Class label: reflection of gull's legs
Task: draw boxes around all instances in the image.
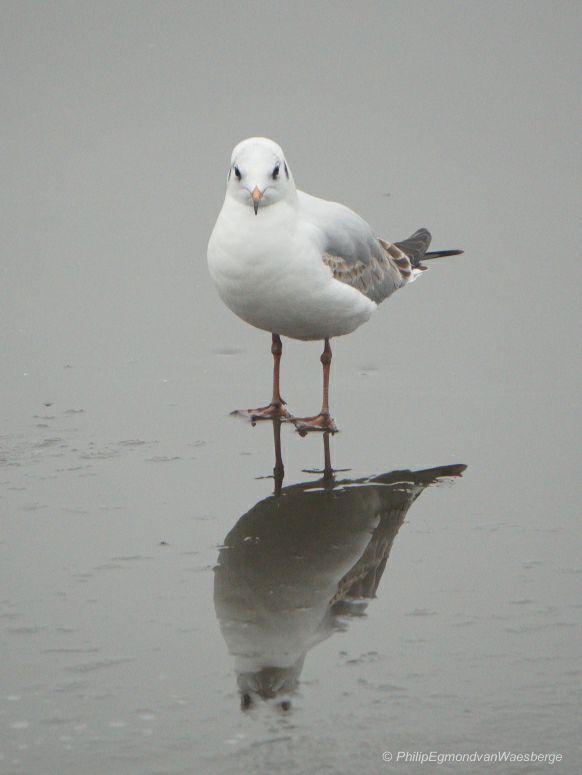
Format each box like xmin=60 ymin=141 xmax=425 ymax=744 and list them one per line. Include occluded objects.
xmin=302 ymin=430 xmax=348 ymax=481
xmin=293 ymin=338 xmax=338 ymax=434
xmin=231 ymin=334 xmax=292 ymax=422
xmin=272 ymin=418 xmax=285 ymax=495
xmin=322 ymin=432 xmax=334 ymax=481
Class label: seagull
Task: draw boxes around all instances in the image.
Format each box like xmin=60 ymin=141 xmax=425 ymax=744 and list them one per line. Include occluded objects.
xmin=207 ymin=137 xmax=462 ymax=432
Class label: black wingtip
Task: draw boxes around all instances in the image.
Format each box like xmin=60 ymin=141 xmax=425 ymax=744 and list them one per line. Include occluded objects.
xmin=423 ymin=249 xmax=464 ymax=260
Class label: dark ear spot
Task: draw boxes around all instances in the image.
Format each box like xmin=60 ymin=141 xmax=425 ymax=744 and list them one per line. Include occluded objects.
xmin=284 ymin=162 xmax=289 ymax=179
xmin=241 ymin=693 xmax=252 ymax=710
xmin=280 ymin=700 xmax=291 ymax=712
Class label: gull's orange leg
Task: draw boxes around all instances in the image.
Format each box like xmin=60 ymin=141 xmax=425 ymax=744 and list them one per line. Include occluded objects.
xmin=293 ymin=338 xmax=338 ymax=434
xmin=231 ymin=334 xmax=292 ymax=423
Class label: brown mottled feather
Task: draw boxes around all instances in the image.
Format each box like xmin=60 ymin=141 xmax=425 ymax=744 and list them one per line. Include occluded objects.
xmin=322 ymin=238 xmax=413 ymax=302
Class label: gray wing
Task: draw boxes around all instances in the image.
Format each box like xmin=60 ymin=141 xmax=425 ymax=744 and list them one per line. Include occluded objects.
xmin=394 ymin=228 xmax=432 ymax=267
xmin=298 ymin=191 xmax=415 ymax=304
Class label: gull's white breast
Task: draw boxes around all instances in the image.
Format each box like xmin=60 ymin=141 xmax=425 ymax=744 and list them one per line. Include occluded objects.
xmin=207 ymin=198 xmax=376 ymax=341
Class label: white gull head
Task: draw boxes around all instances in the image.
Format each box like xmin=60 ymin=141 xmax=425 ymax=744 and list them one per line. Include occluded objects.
xmin=227 ymin=137 xmax=296 ymax=214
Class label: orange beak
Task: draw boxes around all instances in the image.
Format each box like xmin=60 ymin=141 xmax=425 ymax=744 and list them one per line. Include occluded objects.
xmin=251 ymin=186 xmax=263 ymax=215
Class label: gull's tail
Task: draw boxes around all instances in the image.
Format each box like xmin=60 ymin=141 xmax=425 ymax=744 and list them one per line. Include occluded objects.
xmin=395 ymin=228 xmax=464 ymax=270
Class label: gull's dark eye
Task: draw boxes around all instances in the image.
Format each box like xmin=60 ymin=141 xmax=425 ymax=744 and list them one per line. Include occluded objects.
xmin=234 ymin=166 xmax=241 ymax=180
xmin=272 ymin=165 xmax=280 ymax=179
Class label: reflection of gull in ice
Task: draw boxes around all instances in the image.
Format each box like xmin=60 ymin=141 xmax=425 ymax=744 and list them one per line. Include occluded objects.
xmin=214 ymin=422 xmax=466 ymax=710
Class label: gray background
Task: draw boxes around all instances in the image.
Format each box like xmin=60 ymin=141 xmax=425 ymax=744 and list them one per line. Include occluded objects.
xmin=2 ymin=2 xmax=581 ymax=774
